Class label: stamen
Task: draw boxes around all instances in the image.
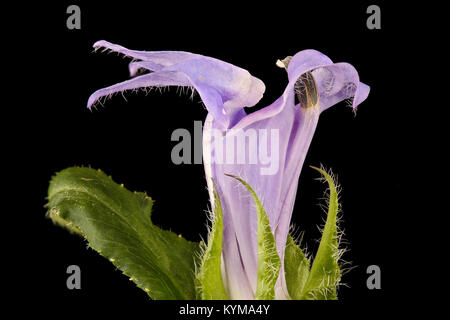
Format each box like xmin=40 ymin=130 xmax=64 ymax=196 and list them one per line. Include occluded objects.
xmin=276 ymin=56 xmax=292 ymax=69
xmin=276 ymin=55 xmax=319 ymax=108
xmin=295 ymin=72 xmax=318 ymax=108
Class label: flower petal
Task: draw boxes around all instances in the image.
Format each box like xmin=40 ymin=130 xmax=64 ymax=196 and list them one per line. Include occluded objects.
xmin=206 ymin=99 xmax=320 ymax=299
xmin=91 ymin=41 xmax=265 ymax=129
xmin=232 ymin=50 xmax=369 ymax=131
xmin=128 ymin=61 xmax=164 ymax=77
xmin=205 ymin=49 xmax=369 ymax=299
xmin=231 ymin=50 xmax=330 ymax=131
xmin=162 ymin=57 xmax=265 ymax=127
xmin=221 ymin=220 xmax=255 ymax=299
xmin=310 ymin=62 xmax=370 ymax=112
xmin=93 ymin=40 xmax=197 ymax=69
xmin=87 ymin=71 xmax=191 ymax=109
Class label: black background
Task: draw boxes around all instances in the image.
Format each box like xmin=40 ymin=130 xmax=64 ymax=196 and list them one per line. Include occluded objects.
xmin=7 ymin=0 xmax=419 ymax=317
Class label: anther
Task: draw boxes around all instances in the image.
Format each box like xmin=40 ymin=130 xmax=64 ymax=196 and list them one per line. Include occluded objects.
xmin=295 ymin=72 xmax=318 ymax=108
xmin=276 ymin=55 xmax=319 ymax=108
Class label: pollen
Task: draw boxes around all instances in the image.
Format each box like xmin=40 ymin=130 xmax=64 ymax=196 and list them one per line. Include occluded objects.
xmin=276 ymin=56 xmax=292 ymax=69
xmin=295 ymin=72 xmax=319 ymax=109
xmin=276 ymin=56 xmax=319 ymax=109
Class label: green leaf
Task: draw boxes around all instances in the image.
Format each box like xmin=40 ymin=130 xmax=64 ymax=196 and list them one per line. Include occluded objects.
xmin=226 ymin=174 xmax=281 ymax=300
xmin=299 ymin=166 xmax=341 ymax=300
xmin=284 ymin=234 xmax=310 ymax=300
xmin=195 ymin=181 xmax=228 ymax=299
xmin=47 ymin=167 xmax=200 ymax=300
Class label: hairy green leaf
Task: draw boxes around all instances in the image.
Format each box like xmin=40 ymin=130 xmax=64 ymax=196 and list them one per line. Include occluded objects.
xmin=300 ymin=166 xmax=341 ymax=300
xmin=47 ymin=167 xmax=200 ymax=300
xmin=195 ymin=182 xmax=228 ymax=299
xmin=284 ymin=234 xmax=310 ymax=300
xmin=226 ymin=174 xmax=281 ymax=300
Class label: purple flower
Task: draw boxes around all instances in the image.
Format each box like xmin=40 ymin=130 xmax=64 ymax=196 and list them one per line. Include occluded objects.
xmin=87 ymin=41 xmax=369 ymax=299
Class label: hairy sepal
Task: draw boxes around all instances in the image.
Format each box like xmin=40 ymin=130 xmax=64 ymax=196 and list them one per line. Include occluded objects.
xmin=284 ymin=234 xmax=310 ymax=299
xmin=299 ymin=166 xmax=342 ymax=300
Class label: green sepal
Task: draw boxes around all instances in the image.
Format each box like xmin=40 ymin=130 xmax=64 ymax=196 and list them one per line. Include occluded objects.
xmin=284 ymin=234 xmax=310 ymax=300
xmin=46 ymin=167 xmax=200 ymax=300
xmin=226 ymin=174 xmax=281 ymax=300
xmin=299 ymin=166 xmax=341 ymax=300
xmin=195 ymin=181 xmax=228 ymax=299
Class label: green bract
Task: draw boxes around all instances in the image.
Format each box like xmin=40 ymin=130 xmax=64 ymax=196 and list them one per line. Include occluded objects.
xmin=195 ymin=182 xmax=228 ymax=299
xmin=47 ymin=166 xmax=343 ymax=300
xmin=47 ymin=167 xmax=200 ymax=300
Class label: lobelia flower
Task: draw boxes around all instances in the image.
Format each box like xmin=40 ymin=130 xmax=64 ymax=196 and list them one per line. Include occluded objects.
xmin=87 ymin=40 xmax=370 ymax=299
